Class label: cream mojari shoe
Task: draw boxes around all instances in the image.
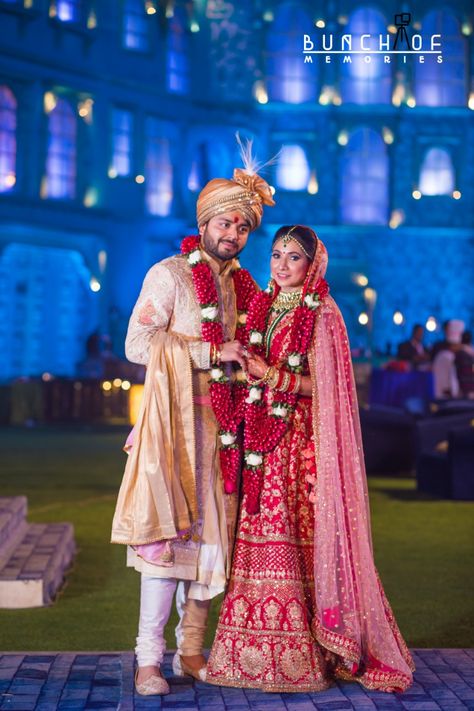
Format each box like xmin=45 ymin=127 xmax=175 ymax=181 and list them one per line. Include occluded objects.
xmin=172 ymin=653 xmax=207 ymax=681
xmin=134 ymin=669 xmax=170 ymax=696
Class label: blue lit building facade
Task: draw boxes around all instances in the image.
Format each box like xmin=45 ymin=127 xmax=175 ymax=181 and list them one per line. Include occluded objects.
xmin=0 ymin=0 xmax=473 ymax=379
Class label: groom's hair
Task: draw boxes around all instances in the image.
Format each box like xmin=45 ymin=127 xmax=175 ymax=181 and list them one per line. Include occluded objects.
xmin=272 ymin=225 xmax=318 ymax=261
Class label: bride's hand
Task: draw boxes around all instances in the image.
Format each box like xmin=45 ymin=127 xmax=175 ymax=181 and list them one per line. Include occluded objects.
xmin=247 ymin=353 xmax=269 ymax=379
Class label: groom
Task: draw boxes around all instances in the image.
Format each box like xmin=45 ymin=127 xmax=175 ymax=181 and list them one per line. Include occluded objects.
xmin=111 ymin=158 xmax=274 ymax=695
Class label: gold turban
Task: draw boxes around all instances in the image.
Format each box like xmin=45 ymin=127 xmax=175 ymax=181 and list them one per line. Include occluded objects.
xmin=196 ymin=168 xmax=275 ymax=231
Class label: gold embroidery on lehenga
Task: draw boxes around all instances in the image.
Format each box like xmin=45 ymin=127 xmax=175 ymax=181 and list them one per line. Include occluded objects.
xmin=238 ymin=646 xmax=269 ymax=678
xmin=280 ymin=647 xmax=311 ymax=682
xmin=263 ymin=598 xmax=282 ymax=630
xmin=231 ymin=597 xmax=249 ymax=627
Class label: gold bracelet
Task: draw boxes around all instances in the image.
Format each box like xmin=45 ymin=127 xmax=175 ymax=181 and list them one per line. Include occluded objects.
xmin=267 ymin=367 xmax=280 ymax=389
xmin=264 ymin=366 xmax=277 ymax=384
xmin=247 ymin=366 xmax=272 ymax=386
xmin=211 ymin=343 xmax=222 ymax=365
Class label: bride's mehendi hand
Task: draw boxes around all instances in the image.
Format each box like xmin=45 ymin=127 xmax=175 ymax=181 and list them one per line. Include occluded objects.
xmin=246 ymin=353 xmax=268 ymax=379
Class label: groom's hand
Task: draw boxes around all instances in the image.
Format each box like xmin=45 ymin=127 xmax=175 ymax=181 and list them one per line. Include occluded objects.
xmin=220 ymin=340 xmax=246 ymax=369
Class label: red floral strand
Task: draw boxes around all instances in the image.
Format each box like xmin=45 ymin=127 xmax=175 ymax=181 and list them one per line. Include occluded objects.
xmin=181 ymin=236 xmax=257 ymax=494
xmin=243 ymin=277 xmax=329 ymax=514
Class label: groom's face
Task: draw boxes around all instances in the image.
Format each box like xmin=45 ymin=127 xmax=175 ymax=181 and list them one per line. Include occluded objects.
xmin=199 ymin=211 xmax=251 ymax=262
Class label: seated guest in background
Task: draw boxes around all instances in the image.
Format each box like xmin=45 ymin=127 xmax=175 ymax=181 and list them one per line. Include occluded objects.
xmin=397 ymin=324 xmax=430 ymax=368
xmin=431 ymin=319 xmax=451 ymax=361
xmin=432 ymin=320 xmax=464 ymax=398
xmin=455 ymin=330 xmax=474 ymax=398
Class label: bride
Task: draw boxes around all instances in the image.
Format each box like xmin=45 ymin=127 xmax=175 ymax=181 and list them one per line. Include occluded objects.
xmin=206 ymin=225 xmax=414 ymax=693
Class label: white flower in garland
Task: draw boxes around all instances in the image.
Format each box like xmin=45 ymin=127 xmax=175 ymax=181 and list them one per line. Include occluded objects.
xmin=201 ymin=305 xmax=219 ymax=321
xmin=272 ymin=403 xmax=289 ymax=418
xmin=249 ymin=330 xmax=263 ymax=345
xmin=304 ymin=293 xmax=321 ymax=309
xmin=187 ymin=249 xmax=202 ymax=266
xmin=210 ymin=367 xmax=225 ymax=381
xmin=237 ymin=312 xmax=247 ymax=325
xmin=245 ymin=451 xmax=263 ymax=467
xmin=245 ymin=386 xmax=262 ymax=403
xmin=288 ymin=353 xmax=301 ymax=368
xmin=220 ymin=431 xmax=237 ymax=446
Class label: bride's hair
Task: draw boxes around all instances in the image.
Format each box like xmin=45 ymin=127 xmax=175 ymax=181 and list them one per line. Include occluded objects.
xmin=272 ymin=225 xmax=318 ymax=261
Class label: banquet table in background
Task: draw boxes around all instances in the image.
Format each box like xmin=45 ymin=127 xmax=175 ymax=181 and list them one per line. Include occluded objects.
xmin=369 ymin=368 xmax=435 ymax=410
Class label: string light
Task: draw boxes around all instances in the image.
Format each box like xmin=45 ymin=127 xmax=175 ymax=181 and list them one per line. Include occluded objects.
xmin=83 ymin=187 xmax=98 ymax=207
xmin=253 ymin=81 xmax=268 ymax=104
xmin=135 ymin=175 xmax=145 ymax=184
xmin=98 ymin=250 xmax=107 ymax=272
xmin=315 ymin=19 xmax=325 ymax=28
xmin=3 ymin=173 xmax=16 ymax=188
xmin=337 ymin=130 xmax=349 ymax=146
xmin=412 ymin=189 xmax=421 ymax=200
xmin=392 ymin=83 xmax=405 ymax=107
xmin=307 ymin=171 xmax=318 ymax=195
xmin=78 ymin=98 xmax=93 ymax=123
xmin=393 ymin=311 xmax=404 ymax=326
xmin=382 ymin=127 xmax=394 ymax=144
xmin=389 ymin=209 xmax=405 ymax=229
xmin=87 ymin=10 xmax=97 ymax=29
xmin=358 ymin=312 xmax=369 ymax=326
xmin=352 ymin=274 xmax=368 ymax=287
xmin=102 ymin=381 xmax=112 ymax=391
xmin=453 ymin=190 xmax=461 ymax=200
xmin=43 ymin=91 xmax=57 ymax=113
xmin=426 ymin=316 xmax=437 ymax=332
xmin=90 ymin=277 xmax=101 ymax=292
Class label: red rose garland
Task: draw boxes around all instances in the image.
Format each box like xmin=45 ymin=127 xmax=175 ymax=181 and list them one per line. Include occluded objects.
xmin=181 ymin=236 xmax=257 ymax=495
xmin=243 ymin=276 xmax=329 ymax=514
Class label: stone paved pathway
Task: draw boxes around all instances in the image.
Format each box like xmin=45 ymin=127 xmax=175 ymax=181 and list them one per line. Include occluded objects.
xmin=0 ymin=650 xmax=473 ymax=710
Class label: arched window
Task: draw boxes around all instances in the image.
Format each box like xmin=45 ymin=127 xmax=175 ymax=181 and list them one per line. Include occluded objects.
xmin=340 ymin=128 xmax=388 ymax=224
xmin=167 ymin=6 xmax=190 ymax=95
xmin=419 ymin=147 xmax=455 ymax=195
xmin=340 ymin=7 xmax=391 ymax=104
xmin=0 ymin=86 xmax=17 ymax=193
xmin=45 ymin=98 xmax=76 ymax=199
xmin=145 ymin=119 xmax=173 ymax=216
xmin=276 ymin=144 xmax=310 ymax=190
xmin=123 ymin=0 xmax=149 ymax=51
xmin=415 ymin=11 xmax=466 ymax=106
xmin=266 ymin=2 xmax=316 ymax=103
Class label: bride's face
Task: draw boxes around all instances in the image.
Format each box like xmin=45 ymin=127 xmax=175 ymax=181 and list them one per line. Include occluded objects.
xmin=270 ymin=238 xmax=310 ymax=291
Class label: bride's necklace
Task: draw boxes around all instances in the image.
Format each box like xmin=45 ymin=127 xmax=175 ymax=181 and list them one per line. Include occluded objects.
xmin=271 ymin=288 xmax=303 ymax=313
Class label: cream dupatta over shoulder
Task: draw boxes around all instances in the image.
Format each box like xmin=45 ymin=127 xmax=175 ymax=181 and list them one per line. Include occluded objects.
xmin=111 ymin=329 xmax=197 ymax=544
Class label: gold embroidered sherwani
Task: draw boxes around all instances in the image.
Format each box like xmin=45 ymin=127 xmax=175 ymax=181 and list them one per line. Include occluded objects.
xmin=111 ymin=252 xmax=239 ymax=601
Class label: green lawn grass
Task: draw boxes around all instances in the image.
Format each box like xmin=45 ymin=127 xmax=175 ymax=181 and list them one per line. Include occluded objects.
xmin=0 ymin=426 xmax=473 ymax=651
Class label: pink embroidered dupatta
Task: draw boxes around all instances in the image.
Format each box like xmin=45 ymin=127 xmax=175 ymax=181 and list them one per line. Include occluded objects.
xmin=307 ymin=242 xmax=415 ymax=692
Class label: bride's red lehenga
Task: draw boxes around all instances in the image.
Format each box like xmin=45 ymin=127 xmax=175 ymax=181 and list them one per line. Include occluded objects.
xmin=207 ymin=241 xmax=415 ymax=694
